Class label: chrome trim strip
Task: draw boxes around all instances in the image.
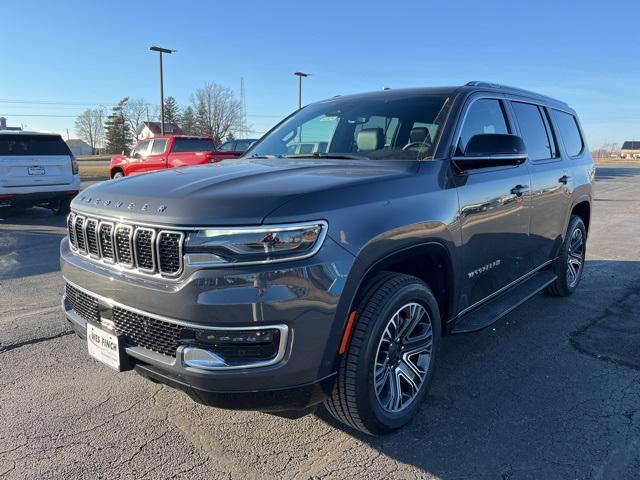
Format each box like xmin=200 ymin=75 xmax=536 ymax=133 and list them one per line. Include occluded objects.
xmin=156 ymin=230 xmax=185 ymax=277
xmin=456 ymin=260 xmax=554 ymax=318
xmin=114 ymin=224 xmax=134 ymax=268
xmin=133 ymin=227 xmax=157 ymax=273
xmin=63 ymin=278 xmax=289 ymax=371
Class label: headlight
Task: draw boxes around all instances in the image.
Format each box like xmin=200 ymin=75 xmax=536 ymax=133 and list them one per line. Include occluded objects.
xmin=184 ymin=221 xmax=327 ymax=266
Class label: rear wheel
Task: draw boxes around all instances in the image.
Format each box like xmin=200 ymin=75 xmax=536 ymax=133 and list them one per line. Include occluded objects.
xmin=325 ymin=272 xmax=441 ymax=435
xmin=545 ymin=215 xmax=587 ymax=296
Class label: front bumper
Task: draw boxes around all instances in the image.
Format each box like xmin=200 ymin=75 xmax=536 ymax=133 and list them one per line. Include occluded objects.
xmin=61 ymin=235 xmax=354 ymax=411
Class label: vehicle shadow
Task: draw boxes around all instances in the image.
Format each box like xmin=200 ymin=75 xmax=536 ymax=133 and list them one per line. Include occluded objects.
xmin=315 ymin=258 xmax=640 ymax=478
xmin=0 ymin=207 xmax=66 ymax=280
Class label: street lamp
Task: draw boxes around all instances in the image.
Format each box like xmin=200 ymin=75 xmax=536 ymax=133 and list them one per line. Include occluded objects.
xmin=294 ymin=71 xmax=310 ymax=110
xmin=149 ymin=45 xmax=176 ymax=135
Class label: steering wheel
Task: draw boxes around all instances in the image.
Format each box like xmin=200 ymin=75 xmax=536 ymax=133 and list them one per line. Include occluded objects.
xmin=402 ymin=142 xmax=429 ymax=151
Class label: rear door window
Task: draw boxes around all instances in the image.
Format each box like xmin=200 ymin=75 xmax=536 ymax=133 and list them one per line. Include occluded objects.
xmin=0 ymin=134 xmax=72 ymax=156
xmin=457 ymin=99 xmax=510 ymax=155
xmin=551 ymin=110 xmax=584 ymax=157
xmin=511 ymin=102 xmax=555 ymax=161
xmin=171 ymin=138 xmax=216 ymax=153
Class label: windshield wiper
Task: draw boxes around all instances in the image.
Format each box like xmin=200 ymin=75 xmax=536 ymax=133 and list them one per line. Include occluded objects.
xmin=284 ymin=153 xmax=367 ymax=160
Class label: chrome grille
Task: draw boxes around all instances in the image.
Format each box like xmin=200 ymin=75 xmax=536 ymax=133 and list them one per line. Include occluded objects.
xmin=98 ymin=222 xmax=115 ymax=261
xmin=158 ymin=231 xmax=183 ymax=275
xmin=75 ymin=216 xmax=86 ymax=251
xmin=115 ymin=225 xmax=133 ymax=266
xmin=67 ymin=213 xmax=76 ymax=247
xmin=85 ymin=219 xmax=99 ymax=256
xmin=67 ymin=211 xmax=184 ymax=277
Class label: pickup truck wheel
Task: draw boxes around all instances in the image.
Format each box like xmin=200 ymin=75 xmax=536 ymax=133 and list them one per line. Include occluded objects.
xmin=545 ymin=215 xmax=586 ymax=296
xmin=112 ymin=170 xmax=124 ymax=179
xmin=325 ymin=272 xmax=441 ymax=435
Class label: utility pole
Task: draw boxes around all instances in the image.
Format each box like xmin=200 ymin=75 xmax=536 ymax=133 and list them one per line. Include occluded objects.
xmin=294 ymin=71 xmax=310 ymax=110
xmin=149 ymin=46 xmax=176 ymax=135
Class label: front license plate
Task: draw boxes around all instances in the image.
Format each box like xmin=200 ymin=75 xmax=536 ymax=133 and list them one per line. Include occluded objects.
xmin=28 ymin=166 xmax=46 ymax=175
xmin=87 ymin=323 xmax=122 ymax=371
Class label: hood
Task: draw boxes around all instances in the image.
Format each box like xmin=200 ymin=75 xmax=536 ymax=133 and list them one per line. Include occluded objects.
xmin=71 ymin=158 xmax=417 ymax=226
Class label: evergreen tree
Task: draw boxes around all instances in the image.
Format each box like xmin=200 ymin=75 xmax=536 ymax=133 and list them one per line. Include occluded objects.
xmin=104 ymin=97 xmax=132 ymax=154
xmin=195 ymin=96 xmax=210 ymax=138
xmin=180 ymin=106 xmax=196 ymax=135
xmin=163 ymin=96 xmax=180 ymax=124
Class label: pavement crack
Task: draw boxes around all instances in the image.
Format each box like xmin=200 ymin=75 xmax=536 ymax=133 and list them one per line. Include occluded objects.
xmin=0 ymin=330 xmax=73 ymax=353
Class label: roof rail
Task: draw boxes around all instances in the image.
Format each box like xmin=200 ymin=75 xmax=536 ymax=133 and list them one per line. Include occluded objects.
xmin=464 ymin=81 xmax=568 ymax=106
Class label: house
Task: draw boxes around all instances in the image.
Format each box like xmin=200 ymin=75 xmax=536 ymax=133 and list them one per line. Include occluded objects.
xmin=136 ymin=121 xmax=183 ymax=140
xmin=66 ymin=139 xmax=93 ymax=156
xmin=0 ymin=117 xmax=22 ymax=131
xmin=620 ymin=141 xmax=640 ymax=159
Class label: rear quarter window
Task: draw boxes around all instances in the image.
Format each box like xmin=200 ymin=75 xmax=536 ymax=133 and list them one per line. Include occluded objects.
xmin=0 ymin=134 xmax=72 ymax=156
xmin=551 ymin=110 xmax=584 ymax=157
xmin=172 ymin=138 xmax=216 ymax=153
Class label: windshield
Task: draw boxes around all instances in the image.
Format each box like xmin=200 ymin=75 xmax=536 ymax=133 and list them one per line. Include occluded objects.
xmin=249 ymin=94 xmax=451 ymax=160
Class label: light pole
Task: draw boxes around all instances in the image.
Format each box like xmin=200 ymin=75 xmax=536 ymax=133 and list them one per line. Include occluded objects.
xmin=149 ymin=46 xmax=176 ymax=135
xmin=294 ymin=71 xmax=310 ymax=110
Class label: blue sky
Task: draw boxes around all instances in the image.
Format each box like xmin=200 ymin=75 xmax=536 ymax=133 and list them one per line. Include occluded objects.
xmin=0 ymin=0 xmax=638 ymax=148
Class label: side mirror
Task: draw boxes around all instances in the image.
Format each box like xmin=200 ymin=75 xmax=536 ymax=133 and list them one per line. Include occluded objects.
xmin=453 ymin=134 xmax=527 ymax=171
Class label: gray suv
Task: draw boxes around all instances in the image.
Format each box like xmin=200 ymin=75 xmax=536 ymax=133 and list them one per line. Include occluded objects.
xmin=61 ymin=82 xmax=594 ymax=434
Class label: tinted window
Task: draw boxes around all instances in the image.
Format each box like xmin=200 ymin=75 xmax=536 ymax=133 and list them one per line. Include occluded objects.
xmin=512 ymin=102 xmax=554 ymax=161
xmin=150 ymin=139 xmax=167 ymax=155
xmin=551 ymin=110 xmax=584 ymax=157
xmin=234 ymin=140 xmax=255 ymax=151
xmin=458 ymin=99 xmax=509 ymax=154
xmin=250 ymin=95 xmax=451 ymax=160
xmin=0 ymin=134 xmax=72 ymax=156
xmin=217 ymin=141 xmax=235 ymax=151
xmin=172 ymin=138 xmax=215 ymax=153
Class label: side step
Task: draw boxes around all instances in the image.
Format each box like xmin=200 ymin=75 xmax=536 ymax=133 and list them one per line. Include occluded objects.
xmin=450 ymin=270 xmax=557 ymax=334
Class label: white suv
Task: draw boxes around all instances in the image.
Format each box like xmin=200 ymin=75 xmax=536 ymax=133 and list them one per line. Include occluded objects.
xmin=0 ymin=131 xmax=80 ymax=215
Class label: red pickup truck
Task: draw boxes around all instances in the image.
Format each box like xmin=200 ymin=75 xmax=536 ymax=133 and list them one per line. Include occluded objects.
xmin=109 ymin=136 xmax=248 ymax=178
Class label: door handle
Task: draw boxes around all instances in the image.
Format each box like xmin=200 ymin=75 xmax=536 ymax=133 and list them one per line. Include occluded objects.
xmin=510 ymin=184 xmax=529 ymax=196
xmin=559 ymin=175 xmax=571 ymax=184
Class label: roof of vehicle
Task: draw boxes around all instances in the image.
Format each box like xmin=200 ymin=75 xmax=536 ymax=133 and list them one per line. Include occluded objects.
xmin=314 ymin=81 xmax=569 ymax=109
xmin=0 ymin=130 xmax=62 ymax=136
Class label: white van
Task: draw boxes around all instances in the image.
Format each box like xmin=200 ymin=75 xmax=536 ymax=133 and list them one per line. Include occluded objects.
xmin=0 ymin=131 xmax=80 ymax=214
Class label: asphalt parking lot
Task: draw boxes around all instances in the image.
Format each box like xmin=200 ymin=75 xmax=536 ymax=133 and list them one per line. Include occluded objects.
xmin=1 ymin=166 xmax=639 ymax=480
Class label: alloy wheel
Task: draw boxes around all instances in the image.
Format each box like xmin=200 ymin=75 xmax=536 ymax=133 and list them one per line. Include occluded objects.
xmin=566 ymin=227 xmax=585 ymax=288
xmin=373 ymin=302 xmax=433 ymax=413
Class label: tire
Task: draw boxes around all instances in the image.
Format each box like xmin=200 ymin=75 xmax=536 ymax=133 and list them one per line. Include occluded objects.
xmin=51 ymin=198 xmax=71 ymax=216
xmin=112 ymin=170 xmax=124 ymax=179
xmin=545 ymin=215 xmax=587 ymax=296
xmin=325 ymin=272 xmax=441 ymax=435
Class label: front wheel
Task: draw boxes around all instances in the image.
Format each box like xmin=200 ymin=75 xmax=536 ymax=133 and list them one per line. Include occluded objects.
xmin=324 ymin=272 xmax=441 ymax=435
xmin=545 ymin=215 xmax=587 ymax=296
xmin=111 ymin=170 xmax=124 ymax=179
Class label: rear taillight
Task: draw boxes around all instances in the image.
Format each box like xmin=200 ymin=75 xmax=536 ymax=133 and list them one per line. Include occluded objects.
xmin=71 ymin=156 xmax=79 ymax=175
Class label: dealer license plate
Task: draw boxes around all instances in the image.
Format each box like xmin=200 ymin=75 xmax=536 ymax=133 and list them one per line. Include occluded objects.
xmin=87 ymin=323 xmax=122 ymax=371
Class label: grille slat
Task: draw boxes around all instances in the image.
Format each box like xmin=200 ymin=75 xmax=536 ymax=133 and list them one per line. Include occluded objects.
xmin=67 ymin=212 xmax=184 ymax=277
xmin=85 ymin=219 xmax=99 ymax=256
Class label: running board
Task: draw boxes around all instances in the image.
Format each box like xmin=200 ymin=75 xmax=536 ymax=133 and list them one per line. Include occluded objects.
xmin=450 ymin=270 xmax=557 ymax=334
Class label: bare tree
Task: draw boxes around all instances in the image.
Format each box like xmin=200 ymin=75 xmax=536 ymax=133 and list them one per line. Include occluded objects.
xmin=124 ymin=98 xmax=150 ymax=140
xmin=74 ymin=108 xmax=105 ymax=154
xmin=190 ymin=82 xmax=242 ymax=143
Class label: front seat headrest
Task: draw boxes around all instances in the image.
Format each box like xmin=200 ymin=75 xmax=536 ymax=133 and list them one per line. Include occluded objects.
xmin=409 ymin=127 xmax=431 ymax=144
xmin=356 ymin=128 xmax=384 ymax=151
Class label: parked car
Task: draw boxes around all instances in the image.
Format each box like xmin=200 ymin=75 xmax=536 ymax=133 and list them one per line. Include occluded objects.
xmin=109 ymin=136 xmax=238 ymax=178
xmin=217 ymin=138 xmax=258 ymax=156
xmin=0 ymin=131 xmax=79 ymax=214
xmin=61 ymin=82 xmax=594 ymax=434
